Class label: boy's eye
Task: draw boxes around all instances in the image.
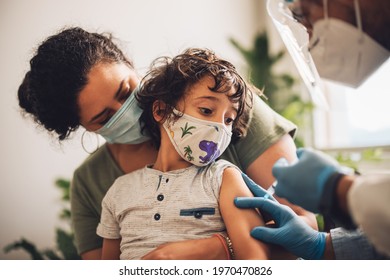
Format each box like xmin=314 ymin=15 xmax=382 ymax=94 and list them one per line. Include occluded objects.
xmin=225 ymin=117 xmax=234 ymax=125
xmin=199 ymin=107 xmax=212 ymax=115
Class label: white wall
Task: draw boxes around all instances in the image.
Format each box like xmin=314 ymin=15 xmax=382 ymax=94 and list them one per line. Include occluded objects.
xmin=0 ymin=0 xmax=267 ymax=259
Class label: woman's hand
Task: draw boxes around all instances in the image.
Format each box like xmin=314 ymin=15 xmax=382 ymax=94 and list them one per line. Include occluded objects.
xmin=274 ymin=196 xmax=318 ymax=230
xmin=242 ymin=172 xmax=318 ymax=230
xmin=235 ymin=196 xmax=327 ymax=260
xmin=272 ymin=148 xmax=343 ymax=213
xmin=141 ymin=236 xmax=228 ymax=260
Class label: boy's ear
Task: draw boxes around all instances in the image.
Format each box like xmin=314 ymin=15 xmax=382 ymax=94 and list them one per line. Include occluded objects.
xmin=152 ymin=100 xmax=166 ymax=122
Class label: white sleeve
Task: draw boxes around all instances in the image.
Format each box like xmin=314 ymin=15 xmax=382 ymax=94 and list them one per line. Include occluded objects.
xmin=209 ymin=159 xmax=241 ymax=197
xmin=347 ymin=174 xmax=390 ymax=257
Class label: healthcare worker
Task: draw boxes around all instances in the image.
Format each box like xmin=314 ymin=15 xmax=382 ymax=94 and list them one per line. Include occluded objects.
xmin=236 ymin=0 xmax=390 ymax=259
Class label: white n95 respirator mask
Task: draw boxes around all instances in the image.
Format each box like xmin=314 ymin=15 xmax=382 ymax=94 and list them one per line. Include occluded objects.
xmin=163 ymin=109 xmax=232 ymax=167
xmin=309 ymin=0 xmax=389 ymax=88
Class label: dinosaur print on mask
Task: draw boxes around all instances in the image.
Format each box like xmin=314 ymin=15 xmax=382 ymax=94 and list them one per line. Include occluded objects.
xmin=199 ymin=140 xmax=220 ymax=164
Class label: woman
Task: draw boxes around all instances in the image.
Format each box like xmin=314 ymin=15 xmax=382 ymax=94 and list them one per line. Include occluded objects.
xmin=18 ymin=27 xmax=315 ymax=259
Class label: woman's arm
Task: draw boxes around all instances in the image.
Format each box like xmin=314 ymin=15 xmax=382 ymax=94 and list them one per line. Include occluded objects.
xmin=141 ymin=236 xmax=228 ymax=260
xmin=245 ymin=134 xmax=296 ymax=189
xmin=101 ymin=238 xmax=121 ymax=260
xmin=219 ymin=167 xmax=270 ymax=260
xmin=81 ymin=248 xmax=102 ymax=260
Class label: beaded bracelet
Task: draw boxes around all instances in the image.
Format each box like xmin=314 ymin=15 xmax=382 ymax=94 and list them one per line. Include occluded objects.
xmin=224 ymin=235 xmax=235 ymax=260
xmin=213 ymin=233 xmax=235 ymax=260
xmin=213 ymin=233 xmax=230 ymax=259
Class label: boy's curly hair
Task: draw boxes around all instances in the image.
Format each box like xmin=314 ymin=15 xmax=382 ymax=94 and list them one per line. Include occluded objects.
xmin=136 ymin=48 xmax=261 ymax=148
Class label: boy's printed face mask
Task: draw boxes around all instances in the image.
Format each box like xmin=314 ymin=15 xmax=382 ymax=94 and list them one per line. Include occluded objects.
xmin=95 ymin=85 xmax=150 ymax=144
xmin=163 ymin=109 xmax=232 ymax=167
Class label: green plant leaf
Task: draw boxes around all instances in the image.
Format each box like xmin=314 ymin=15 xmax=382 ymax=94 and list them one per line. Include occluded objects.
xmin=56 ymin=228 xmax=81 ymax=260
xmin=3 ymin=238 xmax=44 ymax=260
xmin=4 ymin=177 xmax=80 ymax=260
xmin=43 ymin=249 xmax=62 ymax=260
xmin=60 ymin=209 xmax=71 ymax=220
xmin=55 ymin=178 xmax=70 ymax=201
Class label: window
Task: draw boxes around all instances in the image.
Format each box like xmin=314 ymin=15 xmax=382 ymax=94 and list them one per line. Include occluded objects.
xmin=313 ymin=59 xmax=390 ymax=150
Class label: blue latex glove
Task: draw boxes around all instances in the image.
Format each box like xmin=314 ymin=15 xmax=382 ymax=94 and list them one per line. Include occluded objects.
xmin=240 ymin=173 xmax=276 ymax=223
xmin=241 ymin=173 xmax=277 ymax=201
xmin=272 ymin=147 xmax=341 ymax=213
xmin=234 ymin=196 xmax=326 ymax=260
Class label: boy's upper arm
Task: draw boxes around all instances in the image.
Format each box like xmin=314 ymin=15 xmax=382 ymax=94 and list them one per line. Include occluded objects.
xmin=219 ymin=167 xmax=270 ymax=260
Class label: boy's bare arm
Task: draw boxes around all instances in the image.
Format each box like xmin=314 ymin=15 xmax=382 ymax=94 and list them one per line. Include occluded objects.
xmin=219 ymin=167 xmax=270 ymax=260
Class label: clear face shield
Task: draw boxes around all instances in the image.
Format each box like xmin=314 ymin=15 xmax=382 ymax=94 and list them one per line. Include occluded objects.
xmin=267 ymin=0 xmax=328 ymax=108
xmin=267 ymin=0 xmax=390 ymax=102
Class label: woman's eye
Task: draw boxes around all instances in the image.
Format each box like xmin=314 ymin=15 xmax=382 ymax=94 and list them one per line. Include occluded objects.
xmin=98 ymin=118 xmax=109 ymax=126
xmin=98 ymin=115 xmax=112 ymax=126
xmin=199 ymin=107 xmax=212 ymax=115
xmin=119 ymin=90 xmax=131 ymax=104
xmin=291 ymin=10 xmax=304 ymax=20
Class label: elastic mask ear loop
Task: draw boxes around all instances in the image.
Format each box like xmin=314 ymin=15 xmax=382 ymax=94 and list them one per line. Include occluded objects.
xmin=310 ymin=0 xmax=329 ymax=56
xmin=354 ymin=0 xmax=363 ymax=75
xmin=323 ymin=0 xmax=329 ymax=26
xmin=81 ymin=130 xmax=100 ymax=154
xmin=354 ymin=0 xmax=363 ymax=41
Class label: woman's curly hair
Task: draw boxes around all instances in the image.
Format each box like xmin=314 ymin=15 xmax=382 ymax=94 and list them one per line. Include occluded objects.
xmin=136 ymin=48 xmax=261 ymax=148
xmin=18 ymin=27 xmax=133 ymax=140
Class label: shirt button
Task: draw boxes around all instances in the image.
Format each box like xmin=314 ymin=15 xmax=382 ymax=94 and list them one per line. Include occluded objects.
xmin=194 ymin=212 xmax=202 ymax=219
xmin=154 ymin=213 xmax=161 ymax=221
xmin=157 ymin=194 xmax=164 ymax=201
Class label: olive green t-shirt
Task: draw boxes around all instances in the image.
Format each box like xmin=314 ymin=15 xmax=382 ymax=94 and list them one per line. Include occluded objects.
xmin=71 ymin=95 xmax=296 ymax=255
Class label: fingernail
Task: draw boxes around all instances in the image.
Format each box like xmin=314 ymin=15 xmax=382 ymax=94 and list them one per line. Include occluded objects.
xmin=276 ymin=157 xmax=288 ymax=166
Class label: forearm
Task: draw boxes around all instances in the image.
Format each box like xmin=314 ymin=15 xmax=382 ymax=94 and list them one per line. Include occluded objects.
xmin=336 ymin=175 xmax=355 ymax=215
xmin=322 ymin=233 xmax=335 ymax=260
xmin=246 ymin=134 xmax=297 ymax=189
xmin=321 ymin=173 xmax=356 ymax=229
xmin=81 ymin=248 xmax=102 ymax=260
xmin=141 ymin=236 xmax=228 ymax=260
xmin=206 ymin=235 xmax=231 ymax=260
xmin=194 ymin=236 xmax=229 ymax=260
xmin=101 ymin=238 xmax=121 ymax=260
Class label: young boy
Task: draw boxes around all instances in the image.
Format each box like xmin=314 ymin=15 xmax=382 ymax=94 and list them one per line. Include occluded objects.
xmin=97 ymin=48 xmax=269 ymax=260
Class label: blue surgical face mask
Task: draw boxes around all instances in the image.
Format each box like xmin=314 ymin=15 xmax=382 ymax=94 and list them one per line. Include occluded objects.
xmin=95 ymin=85 xmax=150 ymax=144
